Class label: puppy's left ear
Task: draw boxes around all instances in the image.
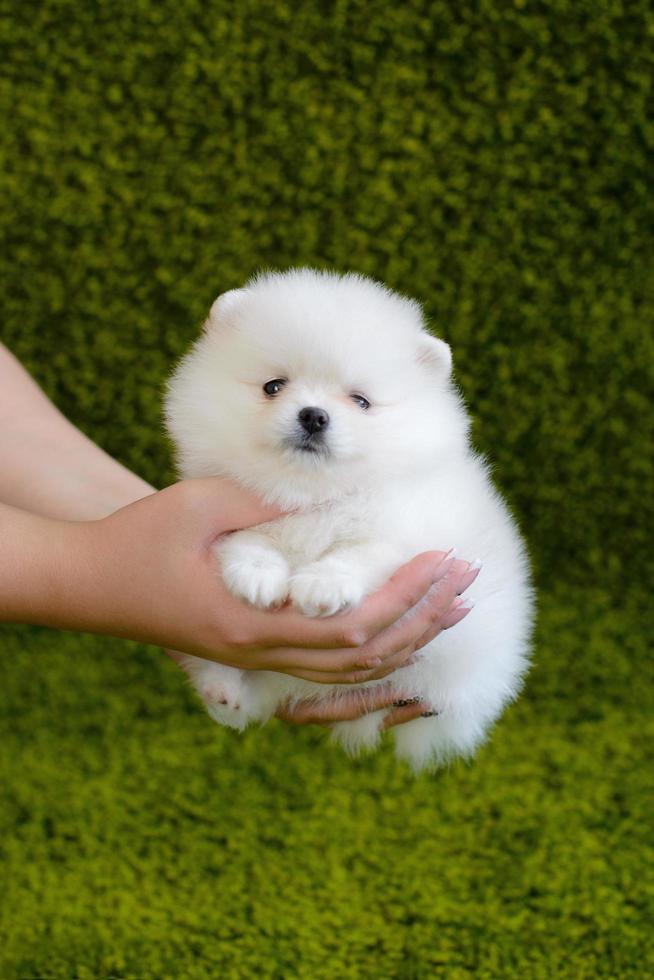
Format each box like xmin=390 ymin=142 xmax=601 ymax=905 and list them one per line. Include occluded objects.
xmin=417 ymin=335 xmax=452 ymax=378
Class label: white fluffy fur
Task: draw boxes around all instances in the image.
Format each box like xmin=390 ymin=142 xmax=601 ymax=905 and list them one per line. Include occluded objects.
xmin=165 ymin=269 xmax=533 ymax=771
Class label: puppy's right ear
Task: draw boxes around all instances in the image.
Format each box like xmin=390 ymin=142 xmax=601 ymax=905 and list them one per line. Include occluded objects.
xmin=206 ymin=289 xmax=246 ymax=329
xmin=417 ymin=335 xmax=452 ymax=379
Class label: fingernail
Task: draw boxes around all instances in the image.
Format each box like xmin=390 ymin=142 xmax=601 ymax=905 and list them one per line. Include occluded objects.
xmin=449 ymin=597 xmax=475 ymax=614
xmin=433 ymin=552 xmax=456 ymax=580
xmin=451 ymin=595 xmax=476 ymax=609
xmin=456 ymin=563 xmax=481 ymax=595
xmin=365 ymin=657 xmax=383 ymax=668
xmin=392 ymin=697 xmax=421 ymax=707
xmin=470 ymin=557 xmax=483 ymax=571
xmin=442 ymin=599 xmax=475 ymax=629
xmin=421 ymin=711 xmax=439 ymax=717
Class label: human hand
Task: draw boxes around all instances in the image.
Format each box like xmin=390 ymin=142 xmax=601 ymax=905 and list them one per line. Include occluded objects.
xmin=274 ymin=687 xmax=443 ymax=731
xmin=58 ymin=478 xmax=477 ymax=685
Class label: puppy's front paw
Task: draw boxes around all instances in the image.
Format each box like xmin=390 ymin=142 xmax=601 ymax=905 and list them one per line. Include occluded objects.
xmin=290 ymin=560 xmax=366 ymax=617
xmin=217 ymin=536 xmax=290 ymax=610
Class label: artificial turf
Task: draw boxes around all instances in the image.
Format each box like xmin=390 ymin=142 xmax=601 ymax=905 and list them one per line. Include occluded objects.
xmin=1 ymin=0 xmax=652 ymax=976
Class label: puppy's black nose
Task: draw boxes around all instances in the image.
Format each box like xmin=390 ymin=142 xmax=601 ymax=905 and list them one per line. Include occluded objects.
xmin=298 ymin=406 xmax=330 ymax=435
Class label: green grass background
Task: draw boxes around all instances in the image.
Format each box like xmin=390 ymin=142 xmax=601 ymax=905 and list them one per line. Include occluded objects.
xmin=1 ymin=0 xmax=653 ymax=976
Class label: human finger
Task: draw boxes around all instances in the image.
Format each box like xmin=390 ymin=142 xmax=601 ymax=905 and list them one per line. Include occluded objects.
xmin=425 ymin=595 xmax=475 ymax=640
xmin=351 ymin=558 xmax=475 ymax=669
xmin=238 ymin=624 xmax=440 ymax=684
xmin=248 ymin=550 xmax=456 ymax=654
xmin=252 ymin=599 xmax=462 ymax=686
xmin=274 ymin=683 xmax=418 ymax=725
xmin=183 ymin=477 xmax=285 ymax=533
xmin=392 ymin=581 xmax=478 ymax=664
xmin=244 ymin=560 xmax=477 ymax=683
xmin=364 ymin=585 xmax=478 ymax=684
xmin=382 ymin=700 xmax=436 ymax=729
xmin=454 ymin=558 xmax=482 ymax=597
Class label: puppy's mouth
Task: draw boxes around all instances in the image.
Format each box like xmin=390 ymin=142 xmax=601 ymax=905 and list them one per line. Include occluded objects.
xmin=283 ymin=432 xmax=330 ymax=458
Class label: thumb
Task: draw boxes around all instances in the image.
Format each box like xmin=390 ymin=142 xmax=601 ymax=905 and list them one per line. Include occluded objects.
xmin=190 ymin=477 xmax=287 ymax=532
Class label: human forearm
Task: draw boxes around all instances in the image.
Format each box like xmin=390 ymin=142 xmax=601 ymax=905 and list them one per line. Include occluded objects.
xmin=0 ymin=342 xmax=154 ymax=519
xmin=0 ymin=502 xmax=89 ymax=626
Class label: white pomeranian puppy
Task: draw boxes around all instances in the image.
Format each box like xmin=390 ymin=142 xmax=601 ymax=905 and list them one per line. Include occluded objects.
xmin=165 ymin=269 xmax=533 ymax=770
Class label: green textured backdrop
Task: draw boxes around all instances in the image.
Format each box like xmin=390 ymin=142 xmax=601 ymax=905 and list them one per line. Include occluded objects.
xmin=0 ymin=1 xmax=652 ymax=977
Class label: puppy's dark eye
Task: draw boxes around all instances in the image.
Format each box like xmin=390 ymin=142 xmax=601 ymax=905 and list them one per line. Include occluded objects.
xmin=263 ymin=378 xmax=287 ymax=397
xmin=351 ymin=393 xmax=370 ymax=410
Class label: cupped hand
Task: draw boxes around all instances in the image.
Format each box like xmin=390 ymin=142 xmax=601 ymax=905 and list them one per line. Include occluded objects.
xmin=72 ymin=477 xmax=477 ymax=686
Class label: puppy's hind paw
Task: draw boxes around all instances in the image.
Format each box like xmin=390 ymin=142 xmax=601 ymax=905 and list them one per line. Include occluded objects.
xmin=204 ymin=699 xmax=251 ymax=732
xmin=193 ymin=665 xmax=252 ymax=731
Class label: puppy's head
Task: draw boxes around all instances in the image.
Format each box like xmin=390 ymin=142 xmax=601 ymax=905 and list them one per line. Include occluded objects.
xmin=165 ymin=269 xmax=470 ymax=506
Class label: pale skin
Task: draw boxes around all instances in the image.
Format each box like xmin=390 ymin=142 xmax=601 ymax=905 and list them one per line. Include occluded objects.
xmin=0 ymin=342 xmax=477 ymax=730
